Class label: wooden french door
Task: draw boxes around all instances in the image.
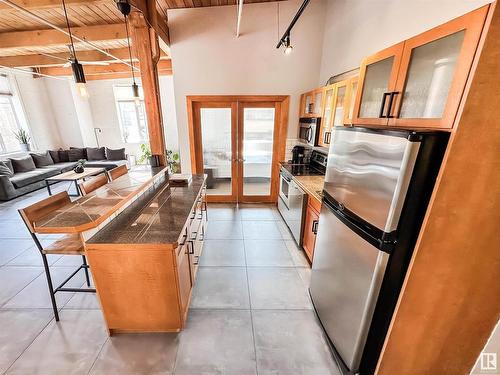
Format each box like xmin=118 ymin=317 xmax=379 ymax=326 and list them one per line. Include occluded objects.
xmin=188 ymin=96 xmax=289 ymax=203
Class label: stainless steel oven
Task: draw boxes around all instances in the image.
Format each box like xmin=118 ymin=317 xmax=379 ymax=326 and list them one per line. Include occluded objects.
xmin=278 ymin=168 xmax=306 ymax=245
xmin=298 ymin=117 xmax=320 ymax=147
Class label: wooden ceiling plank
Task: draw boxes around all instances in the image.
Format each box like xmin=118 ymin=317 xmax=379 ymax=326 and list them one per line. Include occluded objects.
xmin=0 ymin=23 xmax=127 ymax=49
xmin=0 ymin=0 xmax=110 ymax=12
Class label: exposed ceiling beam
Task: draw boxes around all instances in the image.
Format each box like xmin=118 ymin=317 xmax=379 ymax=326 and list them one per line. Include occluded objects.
xmin=0 ymin=23 xmax=127 ymax=50
xmin=0 ymin=0 xmax=107 ymax=11
xmin=0 ymin=48 xmax=169 ymax=67
xmin=129 ymin=0 xmax=170 ymax=47
xmin=38 ymin=59 xmax=172 ymax=76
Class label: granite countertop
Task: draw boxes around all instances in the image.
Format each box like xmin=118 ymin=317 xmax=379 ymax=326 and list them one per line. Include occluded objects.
xmin=87 ymin=174 xmax=206 ymax=245
xmin=293 ymin=175 xmax=324 ymax=203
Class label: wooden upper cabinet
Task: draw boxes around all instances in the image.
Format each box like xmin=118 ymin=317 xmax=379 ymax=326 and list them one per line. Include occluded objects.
xmin=352 ymin=5 xmax=489 ymax=129
xmin=344 ymin=76 xmax=359 ymax=125
xmin=352 ymin=42 xmax=405 ymax=126
xmin=390 ymin=5 xmax=489 ymax=128
xmin=300 ymin=89 xmax=324 ymax=118
xmin=318 ymin=84 xmax=335 ymax=147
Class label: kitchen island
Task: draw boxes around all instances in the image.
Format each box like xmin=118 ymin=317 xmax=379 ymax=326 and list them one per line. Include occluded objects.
xmin=85 ymin=171 xmax=207 ymax=334
xmin=34 ymin=166 xmax=207 ymax=335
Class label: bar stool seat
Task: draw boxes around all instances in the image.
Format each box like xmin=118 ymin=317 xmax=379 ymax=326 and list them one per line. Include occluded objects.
xmin=43 ymin=234 xmax=85 ymax=255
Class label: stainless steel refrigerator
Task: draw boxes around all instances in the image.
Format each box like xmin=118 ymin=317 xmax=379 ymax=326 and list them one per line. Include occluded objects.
xmin=309 ymin=127 xmax=449 ymax=374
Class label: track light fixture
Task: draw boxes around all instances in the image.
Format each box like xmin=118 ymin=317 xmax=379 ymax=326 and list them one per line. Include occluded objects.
xmin=276 ymin=0 xmax=310 ymax=55
xmin=116 ymin=0 xmax=141 ymax=107
xmin=62 ymin=0 xmax=88 ymax=99
xmin=283 ymin=33 xmax=293 ymax=55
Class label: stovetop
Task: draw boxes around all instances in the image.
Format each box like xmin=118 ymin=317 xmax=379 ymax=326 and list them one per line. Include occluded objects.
xmin=281 ymin=163 xmax=325 ymax=177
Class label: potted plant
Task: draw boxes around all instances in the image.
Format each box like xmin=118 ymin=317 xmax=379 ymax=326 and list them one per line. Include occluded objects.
xmin=73 ymin=159 xmax=86 ymax=174
xmin=13 ymin=129 xmax=30 ymax=151
xmin=166 ymin=149 xmax=181 ymax=173
xmin=138 ymin=143 xmax=152 ymax=165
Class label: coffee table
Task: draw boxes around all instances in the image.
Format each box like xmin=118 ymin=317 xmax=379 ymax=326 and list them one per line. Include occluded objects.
xmin=45 ymin=167 xmax=107 ymax=197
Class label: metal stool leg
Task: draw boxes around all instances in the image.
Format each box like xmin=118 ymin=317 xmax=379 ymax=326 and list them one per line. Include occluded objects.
xmin=41 ymin=254 xmax=59 ymax=321
xmin=82 ymin=255 xmax=91 ymax=287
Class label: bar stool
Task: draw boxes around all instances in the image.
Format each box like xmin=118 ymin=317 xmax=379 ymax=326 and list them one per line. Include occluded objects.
xmin=18 ymin=191 xmax=96 ymax=321
xmin=79 ymin=173 xmax=108 ymax=196
xmin=108 ymin=164 xmax=128 ymax=181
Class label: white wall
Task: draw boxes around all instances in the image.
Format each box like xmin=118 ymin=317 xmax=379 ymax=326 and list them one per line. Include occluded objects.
xmin=14 ymin=75 xmax=62 ymax=151
xmin=318 ymin=0 xmax=493 ymax=84
xmin=45 ymin=79 xmax=84 ymax=147
xmin=168 ymin=0 xmax=327 ymax=173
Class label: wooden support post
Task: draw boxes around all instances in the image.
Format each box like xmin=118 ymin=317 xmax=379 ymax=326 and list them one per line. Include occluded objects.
xmin=376 ymin=3 xmax=500 ymax=375
xmin=129 ymin=11 xmax=166 ymax=166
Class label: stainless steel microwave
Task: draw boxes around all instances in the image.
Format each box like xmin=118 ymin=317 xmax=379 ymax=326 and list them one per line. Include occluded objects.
xmin=298 ymin=117 xmax=321 ymax=146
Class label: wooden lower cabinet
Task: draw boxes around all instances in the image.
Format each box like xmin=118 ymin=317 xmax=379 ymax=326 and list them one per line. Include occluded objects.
xmin=177 ymin=242 xmax=192 ymax=317
xmin=302 ymin=196 xmax=320 ymax=262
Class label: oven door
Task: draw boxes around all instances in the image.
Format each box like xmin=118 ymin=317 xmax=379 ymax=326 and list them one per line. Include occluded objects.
xmin=279 ymin=170 xmax=291 ymax=206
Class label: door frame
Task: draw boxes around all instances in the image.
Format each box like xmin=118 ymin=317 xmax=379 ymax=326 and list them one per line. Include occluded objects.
xmin=187 ymin=95 xmax=289 ymax=203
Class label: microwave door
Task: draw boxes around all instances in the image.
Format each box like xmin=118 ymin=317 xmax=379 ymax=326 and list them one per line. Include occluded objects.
xmin=324 ymin=128 xmax=420 ymax=233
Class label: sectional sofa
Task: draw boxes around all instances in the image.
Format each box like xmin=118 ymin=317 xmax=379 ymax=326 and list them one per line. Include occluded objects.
xmin=0 ymin=147 xmax=128 ymax=201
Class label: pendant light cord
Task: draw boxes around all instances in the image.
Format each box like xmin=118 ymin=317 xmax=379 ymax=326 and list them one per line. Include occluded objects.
xmin=124 ymin=14 xmax=136 ymax=85
xmin=61 ymin=0 xmax=77 ymax=58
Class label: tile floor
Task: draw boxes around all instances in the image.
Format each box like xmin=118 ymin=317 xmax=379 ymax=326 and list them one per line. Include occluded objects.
xmin=0 ymin=184 xmax=340 ymax=375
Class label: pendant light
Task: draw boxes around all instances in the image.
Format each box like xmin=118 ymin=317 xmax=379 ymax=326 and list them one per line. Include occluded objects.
xmin=62 ymin=0 xmax=88 ymax=99
xmin=117 ymin=0 xmax=141 ymax=107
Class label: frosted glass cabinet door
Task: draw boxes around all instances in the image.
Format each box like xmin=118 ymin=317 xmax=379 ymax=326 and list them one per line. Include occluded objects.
xmin=398 ymin=31 xmax=465 ymax=119
xmin=319 ymin=87 xmax=334 ymax=147
xmin=358 ymin=57 xmax=394 ymax=119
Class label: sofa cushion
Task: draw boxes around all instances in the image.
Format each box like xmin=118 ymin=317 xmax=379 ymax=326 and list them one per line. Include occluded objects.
xmin=68 ymin=148 xmax=85 ymax=162
xmin=59 ymin=149 xmax=69 ymax=162
xmin=31 ymin=152 xmax=54 ymax=167
xmin=49 ymin=150 xmax=61 ymax=163
xmin=86 ymin=147 xmax=106 ymax=161
xmin=1 ymin=159 xmax=14 ymax=173
xmin=0 ymin=162 xmax=13 ymax=177
xmin=106 ymin=147 xmax=126 ymax=161
xmin=10 ymin=168 xmax=59 ymax=188
xmin=9 ymin=156 xmax=36 ymax=173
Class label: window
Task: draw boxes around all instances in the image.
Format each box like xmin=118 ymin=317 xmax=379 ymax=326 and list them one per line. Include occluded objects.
xmin=0 ymin=74 xmax=30 ymax=153
xmin=113 ymin=85 xmax=148 ymax=143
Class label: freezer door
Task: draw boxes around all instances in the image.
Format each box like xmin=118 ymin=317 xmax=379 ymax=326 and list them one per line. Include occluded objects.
xmin=324 ymin=128 xmax=420 ymax=233
xmin=310 ymin=203 xmax=389 ymax=372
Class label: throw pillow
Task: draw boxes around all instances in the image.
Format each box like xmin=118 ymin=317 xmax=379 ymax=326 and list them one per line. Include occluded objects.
xmin=31 ymin=152 xmax=54 ymax=167
xmin=70 ymin=146 xmax=87 ymax=159
xmin=0 ymin=159 xmax=13 ymax=173
xmin=106 ymin=147 xmax=126 ymax=161
xmin=68 ymin=148 xmax=85 ymax=162
xmin=0 ymin=161 xmax=14 ymax=177
xmin=49 ymin=150 xmax=60 ymax=163
xmin=86 ymin=147 xmax=106 ymax=161
xmin=9 ymin=156 xmax=36 ymax=173
xmin=59 ymin=149 xmax=70 ymax=162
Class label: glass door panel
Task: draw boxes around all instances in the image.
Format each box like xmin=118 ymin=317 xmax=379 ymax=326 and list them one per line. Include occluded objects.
xmin=241 ymin=106 xmax=276 ymax=199
xmin=320 ymin=86 xmax=334 ymax=146
xmin=332 ymin=85 xmax=347 ymax=127
xmin=358 ymin=56 xmax=394 ymax=119
xmin=313 ymin=90 xmax=323 ymax=116
xmin=345 ymin=78 xmax=358 ymax=125
xmin=399 ymin=30 xmax=465 ymax=118
xmin=200 ymin=107 xmax=233 ymax=197
xmin=398 ymin=30 xmax=465 ymax=119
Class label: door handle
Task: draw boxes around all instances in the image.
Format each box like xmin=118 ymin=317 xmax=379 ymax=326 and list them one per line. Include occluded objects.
xmin=379 ymin=92 xmax=390 ymax=118
xmin=324 ymin=131 xmax=331 ymax=145
xmin=312 ymin=220 xmax=319 ymax=234
xmin=386 ymin=92 xmax=399 ymax=118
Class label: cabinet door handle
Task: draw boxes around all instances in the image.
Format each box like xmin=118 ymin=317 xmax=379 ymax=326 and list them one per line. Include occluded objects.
xmin=312 ymin=220 xmax=319 ymax=234
xmin=324 ymin=131 xmax=331 ymax=145
xmin=188 ymin=241 xmax=194 ymax=255
xmin=379 ymin=92 xmax=391 ymax=118
xmin=386 ymin=91 xmax=399 ymax=118
xmin=179 ymin=228 xmax=188 ymax=246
